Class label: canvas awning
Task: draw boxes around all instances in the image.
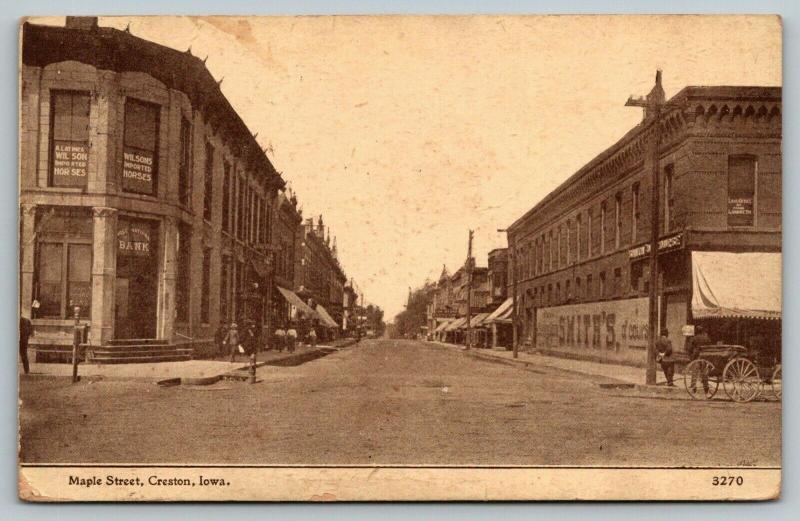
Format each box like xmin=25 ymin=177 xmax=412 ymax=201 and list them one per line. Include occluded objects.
xmin=486 ymin=298 xmax=514 ymax=324
xmin=315 ymin=303 xmax=339 ymax=328
xmin=444 ymin=317 xmax=466 ymax=331
xmin=468 ymin=313 xmax=491 ymax=328
xmin=691 ymin=251 xmax=781 ymax=320
xmin=276 ymin=286 xmax=316 ymax=316
xmin=434 ymin=319 xmax=453 ymax=333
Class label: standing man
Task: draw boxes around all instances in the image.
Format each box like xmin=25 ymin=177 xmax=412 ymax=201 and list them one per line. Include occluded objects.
xmin=214 ymin=322 xmax=228 ymax=356
xmin=242 ymin=321 xmax=258 ymax=357
xmin=19 ymin=313 xmax=33 ymax=374
xmin=273 ymin=322 xmax=286 ymax=352
xmin=286 ymin=322 xmax=298 ymax=353
xmin=655 ymin=328 xmax=675 ymax=387
xmin=308 ymin=327 xmax=317 ymax=348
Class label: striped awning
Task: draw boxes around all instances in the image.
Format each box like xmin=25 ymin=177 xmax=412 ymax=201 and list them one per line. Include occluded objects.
xmin=276 ymin=286 xmax=316 ymax=316
xmin=434 ymin=319 xmax=453 ymax=333
xmin=486 ymin=298 xmax=514 ymax=324
xmin=444 ymin=317 xmax=466 ymax=331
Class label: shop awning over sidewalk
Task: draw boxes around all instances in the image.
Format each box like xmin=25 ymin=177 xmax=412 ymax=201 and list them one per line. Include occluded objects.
xmin=315 ymin=303 xmax=339 ymax=328
xmin=486 ymin=298 xmax=513 ymax=324
xmin=276 ymin=286 xmax=316 ymax=316
xmin=468 ymin=313 xmax=490 ymax=328
xmin=434 ymin=320 xmax=453 ymax=333
xmin=691 ymin=251 xmax=781 ymax=320
xmin=444 ymin=317 xmax=466 ymax=331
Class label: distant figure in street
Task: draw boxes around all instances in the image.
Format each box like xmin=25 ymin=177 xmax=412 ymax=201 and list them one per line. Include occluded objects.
xmin=274 ymin=324 xmax=286 ymax=352
xmin=214 ymin=322 xmax=228 ymax=356
xmin=286 ymin=323 xmax=298 ymax=353
xmin=308 ymin=327 xmax=317 ymax=348
xmin=655 ymin=328 xmax=675 ymax=386
xmin=19 ymin=314 xmax=33 ymax=374
xmin=225 ymin=322 xmax=240 ymax=363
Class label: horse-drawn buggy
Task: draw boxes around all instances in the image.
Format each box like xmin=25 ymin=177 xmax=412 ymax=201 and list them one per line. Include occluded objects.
xmin=682 ymin=344 xmax=781 ymax=402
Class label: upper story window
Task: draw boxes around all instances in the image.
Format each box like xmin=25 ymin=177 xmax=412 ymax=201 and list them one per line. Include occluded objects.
xmin=50 ymin=91 xmax=90 ymax=188
xmin=600 ymin=202 xmax=607 ymax=254
xmin=664 ymin=164 xmax=675 ymax=233
xmin=631 ymin=183 xmax=640 ymax=242
xmin=222 ymin=161 xmax=232 ymax=234
xmin=178 ymin=116 xmax=192 ymax=206
xmin=203 ymin=141 xmax=214 ymax=222
xmin=614 ymin=192 xmax=622 ymax=249
xmin=728 ymin=156 xmax=756 ymax=227
xmin=576 ymin=214 xmax=582 ymax=261
xmin=122 ymin=99 xmax=159 ymax=195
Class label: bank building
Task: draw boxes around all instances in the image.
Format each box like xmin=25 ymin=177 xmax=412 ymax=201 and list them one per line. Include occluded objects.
xmin=20 ymin=17 xmax=299 ymax=362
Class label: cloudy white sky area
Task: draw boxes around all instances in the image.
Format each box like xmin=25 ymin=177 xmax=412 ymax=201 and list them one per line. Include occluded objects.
xmin=34 ymin=16 xmax=781 ymax=319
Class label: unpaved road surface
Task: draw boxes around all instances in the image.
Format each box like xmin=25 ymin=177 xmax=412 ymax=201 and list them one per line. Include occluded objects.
xmin=19 ymin=339 xmax=780 ymax=466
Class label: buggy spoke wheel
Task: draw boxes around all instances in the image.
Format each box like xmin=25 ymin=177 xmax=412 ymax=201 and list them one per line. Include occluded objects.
xmin=683 ymin=360 xmax=718 ymax=399
xmin=723 ymin=358 xmax=761 ymax=403
xmin=771 ymin=365 xmax=782 ymax=400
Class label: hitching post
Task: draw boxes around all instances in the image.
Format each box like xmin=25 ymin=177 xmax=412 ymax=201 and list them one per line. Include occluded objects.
xmin=71 ymin=305 xmax=81 ymax=383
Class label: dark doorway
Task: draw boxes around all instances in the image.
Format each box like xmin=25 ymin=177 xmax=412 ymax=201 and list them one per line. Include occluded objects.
xmin=115 ymin=218 xmax=159 ymax=339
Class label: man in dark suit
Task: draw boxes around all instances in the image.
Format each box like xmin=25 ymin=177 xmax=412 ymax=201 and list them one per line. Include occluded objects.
xmin=655 ymin=328 xmax=675 ymax=386
xmin=19 ymin=314 xmax=33 ymax=374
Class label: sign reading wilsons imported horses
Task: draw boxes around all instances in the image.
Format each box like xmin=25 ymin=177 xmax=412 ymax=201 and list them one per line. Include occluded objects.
xmin=122 ymin=147 xmax=155 ymax=194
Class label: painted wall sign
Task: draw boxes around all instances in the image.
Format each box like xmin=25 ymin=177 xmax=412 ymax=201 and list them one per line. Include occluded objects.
xmin=117 ymin=221 xmax=152 ymax=257
xmin=536 ymin=297 xmax=650 ymax=364
xmin=52 ymin=141 xmax=88 ymax=187
xmin=728 ymin=196 xmax=754 ymax=226
xmin=122 ymin=147 xmax=155 ymax=194
xmin=627 ymin=232 xmax=683 ymax=260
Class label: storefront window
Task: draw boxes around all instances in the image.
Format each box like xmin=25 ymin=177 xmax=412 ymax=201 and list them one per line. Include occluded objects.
xmin=34 ymin=209 xmax=93 ymax=319
xmin=50 ymin=91 xmax=90 ymax=188
xmin=222 ymin=162 xmax=232 ymax=233
xmin=122 ymin=98 xmax=159 ymax=195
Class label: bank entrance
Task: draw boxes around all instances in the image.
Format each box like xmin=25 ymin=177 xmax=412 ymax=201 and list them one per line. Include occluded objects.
xmin=115 ymin=217 xmax=159 ymax=339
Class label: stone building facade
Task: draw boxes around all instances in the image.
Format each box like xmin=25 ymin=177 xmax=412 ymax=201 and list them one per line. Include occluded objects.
xmin=507 ymin=78 xmax=781 ymax=365
xmin=20 ymin=18 xmax=290 ymax=356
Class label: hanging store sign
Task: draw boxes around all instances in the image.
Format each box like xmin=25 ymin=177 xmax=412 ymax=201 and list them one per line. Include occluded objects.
xmin=52 ymin=141 xmax=88 ymax=187
xmin=117 ymin=220 xmax=152 ymax=257
xmin=627 ymin=232 xmax=683 ymax=260
xmin=727 ymin=196 xmax=754 ymax=226
xmin=122 ymin=147 xmax=155 ymax=194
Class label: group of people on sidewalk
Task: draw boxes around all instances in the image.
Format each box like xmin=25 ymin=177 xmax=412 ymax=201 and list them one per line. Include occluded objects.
xmin=214 ymin=320 xmax=319 ymax=363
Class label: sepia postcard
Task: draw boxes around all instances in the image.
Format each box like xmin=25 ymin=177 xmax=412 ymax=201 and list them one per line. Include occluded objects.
xmin=18 ymin=14 xmax=781 ymax=501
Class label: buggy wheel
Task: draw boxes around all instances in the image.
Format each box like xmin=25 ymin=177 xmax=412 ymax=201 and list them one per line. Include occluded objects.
xmin=682 ymin=359 xmax=718 ymax=399
xmin=723 ymin=358 xmax=761 ymax=403
xmin=771 ymin=365 xmax=782 ymax=400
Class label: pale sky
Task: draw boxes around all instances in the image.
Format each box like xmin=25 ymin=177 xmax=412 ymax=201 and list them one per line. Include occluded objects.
xmin=32 ymin=15 xmax=781 ymax=319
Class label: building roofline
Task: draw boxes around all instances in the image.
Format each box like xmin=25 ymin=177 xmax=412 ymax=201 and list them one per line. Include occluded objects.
xmin=22 ymin=20 xmax=285 ymax=190
xmin=507 ymin=85 xmax=781 ymax=234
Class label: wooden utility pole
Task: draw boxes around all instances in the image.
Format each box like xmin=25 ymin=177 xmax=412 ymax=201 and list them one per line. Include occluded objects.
xmin=465 ymin=230 xmax=474 ymax=350
xmin=625 ymin=70 xmax=671 ymax=385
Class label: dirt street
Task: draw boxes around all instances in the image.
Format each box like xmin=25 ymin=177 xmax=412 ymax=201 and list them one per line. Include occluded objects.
xmin=19 ymin=339 xmax=780 ymax=466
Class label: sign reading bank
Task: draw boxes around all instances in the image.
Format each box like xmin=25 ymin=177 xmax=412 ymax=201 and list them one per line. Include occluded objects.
xmin=536 ymin=297 xmax=649 ymax=364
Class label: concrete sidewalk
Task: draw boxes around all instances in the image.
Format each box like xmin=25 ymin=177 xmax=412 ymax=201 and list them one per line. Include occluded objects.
xmin=21 ymin=343 xmax=348 ymax=382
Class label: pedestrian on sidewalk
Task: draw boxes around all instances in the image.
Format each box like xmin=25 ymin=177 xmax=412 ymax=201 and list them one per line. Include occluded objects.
xmin=214 ymin=322 xmax=228 ymax=356
xmin=688 ymin=325 xmax=712 ymax=393
xmin=274 ymin=323 xmax=286 ymax=352
xmin=287 ymin=323 xmax=298 ymax=353
xmin=656 ymin=328 xmax=675 ymax=386
xmin=19 ymin=313 xmax=33 ymax=375
xmin=308 ymin=327 xmax=317 ymax=348
xmin=225 ymin=322 xmax=240 ymax=363
xmin=242 ymin=320 xmax=258 ymax=358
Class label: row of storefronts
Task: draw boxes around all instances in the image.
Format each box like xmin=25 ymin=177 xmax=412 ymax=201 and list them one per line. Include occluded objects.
xmin=20 ymin=18 xmax=358 ymax=360
xmin=422 ymin=77 xmax=781 ymax=369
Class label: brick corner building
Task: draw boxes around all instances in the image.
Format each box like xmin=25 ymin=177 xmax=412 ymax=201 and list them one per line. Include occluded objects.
xmin=506 ymin=78 xmax=781 ymax=367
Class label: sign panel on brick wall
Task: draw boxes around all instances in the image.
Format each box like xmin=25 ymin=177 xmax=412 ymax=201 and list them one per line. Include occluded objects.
xmin=52 ymin=141 xmax=88 ymax=187
xmin=536 ymin=297 xmax=649 ymax=364
xmin=122 ymin=147 xmax=155 ymax=194
xmin=117 ymin=220 xmax=153 ymax=257
xmin=728 ymin=196 xmax=754 ymax=226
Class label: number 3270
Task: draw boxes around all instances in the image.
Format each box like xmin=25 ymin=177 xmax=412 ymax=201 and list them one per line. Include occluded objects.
xmin=712 ymin=476 xmax=743 ymax=486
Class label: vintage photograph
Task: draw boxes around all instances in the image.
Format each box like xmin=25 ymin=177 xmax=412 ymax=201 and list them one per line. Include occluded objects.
xmin=18 ymin=15 xmax=781 ymax=501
